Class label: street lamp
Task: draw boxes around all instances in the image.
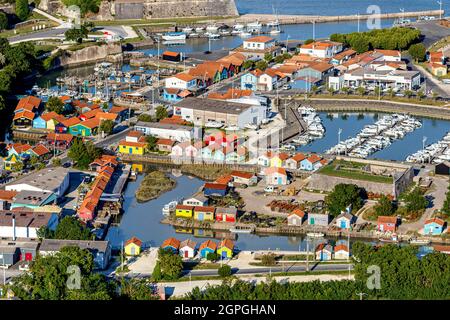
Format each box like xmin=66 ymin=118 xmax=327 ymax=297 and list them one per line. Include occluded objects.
xmin=437 ymin=1 xmax=443 ymax=20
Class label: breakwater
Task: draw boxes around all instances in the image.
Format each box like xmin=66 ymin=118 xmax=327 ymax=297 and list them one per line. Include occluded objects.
xmin=232 ymin=10 xmax=445 ymax=25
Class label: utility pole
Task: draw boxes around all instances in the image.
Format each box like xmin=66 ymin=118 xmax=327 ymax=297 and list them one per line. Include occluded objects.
xmin=305 ymin=237 xmax=309 ymax=272
xmin=348 ymin=228 xmax=351 ymax=280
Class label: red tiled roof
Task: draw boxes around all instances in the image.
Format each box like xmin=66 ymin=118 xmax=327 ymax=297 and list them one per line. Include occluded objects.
xmin=425 ymin=217 xmax=445 ymax=227
xmin=162 ymin=237 xmax=180 ymax=249
xmin=307 ymin=154 xmax=322 ymax=164
xmin=264 ymin=167 xmax=287 ymax=175
xmin=231 ymin=171 xmax=254 ymax=179
xmin=194 ymin=206 xmax=215 ymax=213
xmin=246 ymin=36 xmax=274 ymax=43
xmin=0 ymin=190 xmax=18 ymax=201
xmin=125 ymin=237 xmax=143 ymax=247
xmin=291 ymin=153 xmax=306 ymax=162
xmin=219 ymin=239 xmax=234 ymax=250
xmin=176 ymin=205 xmax=194 ymax=211
xmin=290 ymin=209 xmax=305 ymax=218
xmin=199 ymin=239 xmax=217 ymax=251
xmin=31 ymin=144 xmax=50 ymax=156
xmin=157 ymin=138 xmax=175 ymax=146
xmin=14 ymin=110 xmax=35 ymax=121
xmin=174 ymin=73 xmax=195 ymax=82
xmin=16 ymin=96 xmax=41 ymax=112
xmin=46 ymin=132 xmax=74 ymax=143
xmin=163 ymin=51 xmax=180 ymax=57
xmin=204 ymin=183 xmax=228 ymax=190
xmin=79 ymin=117 xmax=100 ymax=129
xmin=377 ymin=216 xmax=398 ymax=224
xmin=62 ymin=117 xmax=81 ymax=127
xmin=119 ymin=140 xmax=147 ymax=148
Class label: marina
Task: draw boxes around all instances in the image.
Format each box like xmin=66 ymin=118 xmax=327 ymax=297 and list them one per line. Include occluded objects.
xmin=406 ymin=132 xmax=450 ymax=164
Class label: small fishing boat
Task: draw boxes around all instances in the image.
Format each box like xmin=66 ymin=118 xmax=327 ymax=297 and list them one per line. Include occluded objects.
xmin=162 ymin=200 xmax=178 ymax=215
xmin=229 ymin=226 xmax=254 ymax=234
xmin=162 ymin=32 xmax=187 ymax=41
xmin=409 ymin=238 xmax=431 ymax=245
xmin=307 ymin=232 xmax=324 ymax=238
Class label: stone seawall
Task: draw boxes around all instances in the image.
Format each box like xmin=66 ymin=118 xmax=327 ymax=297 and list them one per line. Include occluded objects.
xmin=294 ymin=98 xmax=450 ymax=120
xmin=40 ymin=0 xmax=238 ymax=20
xmin=55 ymin=43 xmax=123 ymax=68
xmin=307 ymin=173 xmax=394 ymax=195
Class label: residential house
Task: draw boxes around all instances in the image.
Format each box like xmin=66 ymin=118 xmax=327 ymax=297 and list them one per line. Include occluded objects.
xmin=165 ymin=73 xmax=197 ymax=91
xmin=335 ymin=212 xmax=355 ymax=229
xmin=69 ymin=118 xmax=100 ymax=137
xmin=377 ymin=216 xmax=398 ymax=232
xmin=300 ymin=154 xmax=323 ymax=171
xmin=32 ymin=115 xmax=47 ymax=130
xmin=330 ymin=49 xmax=357 ymax=65
xmin=374 ymin=49 xmax=402 ymax=62
xmin=175 ymin=205 xmax=194 ymax=218
xmin=13 ymin=111 xmax=35 ymax=128
xmin=215 ymin=206 xmax=237 ymax=223
xmin=299 ymin=41 xmax=343 ymax=59
xmin=163 ymin=88 xmax=193 ymax=103
xmin=29 ymin=144 xmax=51 ymax=160
xmin=285 ymin=153 xmax=306 ymax=170
xmin=118 ymin=131 xmax=147 ymax=155
xmin=203 ymin=183 xmax=229 ymax=197
xmin=156 ymin=139 xmax=175 ymax=153
xmin=217 ymin=239 xmax=234 ymax=259
xmin=428 ymin=51 xmax=447 ymax=77
xmin=264 ymin=167 xmax=288 ymax=186
xmin=15 ymin=96 xmax=41 ymax=114
xmin=41 ymin=112 xmax=65 ymax=131
xmin=287 ymin=209 xmax=306 ymax=226
xmin=161 ymin=237 xmax=180 ymax=254
xmin=308 ymin=213 xmax=330 ymax=226
xmin=199 ymin=240 xmax=217 ymax=258
xmin=225 ymin=146 xmax=247 ymax=163
xmin=297 ymin=62 xmax=334 ymax=81
xmin=194 ymin=206 xmax=215 ymax=221
xmin=230 ymin=171 xmax=258 ymax=186
xmin=109 ymin=106 xmax=130 ymax=122
xmin=257 ymin=151 xmax=273 ymax=167
xmin=183 ymin=193 xmax=209 ymax=207
xmin=334 ymin=240 xmax=350 ymax=260
xmin=162 ymin=51 xmax=182 ymax=62
xmin=124 ymin=237 xmax=142 ymax=256
xmin=270 ymin=153 xmax=289 ymax=168
xmin=423 ymin=217 xmax=446 ymax=236
xmin=315 ymin=243 xmax=333 ymax=261
xmin=230 ymin=36 xmax=281 ymax=60
xmin=179 ymin=239 xmax=197 ymax=258
xmin=57 ymin=117 xmax=80 ymax=134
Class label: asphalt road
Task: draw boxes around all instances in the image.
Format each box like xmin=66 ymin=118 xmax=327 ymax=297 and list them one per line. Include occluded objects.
xmin=414 ymin=20 xmax=450 ymax=49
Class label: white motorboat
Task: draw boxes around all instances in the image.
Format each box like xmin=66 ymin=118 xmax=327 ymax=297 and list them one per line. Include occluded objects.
xmin=162 ymin=32 xmax=187 ymax=41
xmin=247 ymin=21 xmax=262 ymax=30
xmin=162 ymin=201 xmax=178 ymax=215
xmin=307 ymin=232 xmax=324 ymax=238
xmin=233 ymin=23 xmax=245 ymax=30
xmin=195 ymin=26 xmax=205 ymax=33
xmin=206 ymin=32 xmax=221 ymax=39
xmin=182 ymin=27 xmax=193 ymax=33
xmin=205 ymin=121 xmax=224 ymax=128
xmin=409 ymin=238 xmax=431 ymax=245
xmin=229 ymin=226 xmax=253 ymax=234
xmin=206 ymin=24 xmax=219 ymax=33
xmin=239 ymin=31 xmax=252 ymax=37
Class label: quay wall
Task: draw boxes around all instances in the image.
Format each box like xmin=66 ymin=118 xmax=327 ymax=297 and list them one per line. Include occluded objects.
xmin=54 ymin=43 xmax=123 ymax=69
xmin=293 ymin=98 xmax=450 ymax=120
xmin=307 ymin=173 xmax=394 ymax=196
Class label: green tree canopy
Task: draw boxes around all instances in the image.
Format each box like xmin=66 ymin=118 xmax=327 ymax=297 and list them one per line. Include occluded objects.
xmin=255 ymin=60 xmax=268 ymax=71
xmin=403 ymin=187 xmax=428 ymax=213
xmin=62 ymin=0 xmax=101 ymax=16
xmin=46 ymin=96 xmax=64 ymax=114
xmin=408 ymin=43 xmax=426 ymax=62
xmin=218 ymin=265 xmax=232 ymax=277
xmin=325 ymin=183 xmax=364 ymax=217
xmin=15 ymin=0 xmax=29 ymax=21
xmin=68 ymin=137 xmax=102 ymax=169
xmin=0 ymin=11 xmax=8 ymax=30
xmin=374 ymin=195 xmax=396 ymax=217
xmin=157 ymin=248 xmax=183 ymax=280
xmin=99 ymin=119 xmax=115 ymax=135
xmin=155 ymin=105 xmax=168 ymax=121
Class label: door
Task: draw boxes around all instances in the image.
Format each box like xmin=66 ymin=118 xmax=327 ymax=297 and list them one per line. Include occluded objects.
xmin=198 ymin=213 xmax=204 ymax=221
xmin=340 ymin=221 xmax=346 ymax=228
xmin=184 ymin=251 xmax=189 ymax=258
xmin=130 ymin=246 xmax=135 ymax=255
xmin=277 ymin=176 xmax=282 ymax=185
xmin=25 ymin=253 xmax=32 ymax=261
xmin=222 ymin=251 xmax=227 ymax=259
xmin=129 ymin=147 xmax=133 ymax=154
xmin=310 ymin=218 xmax=315 ymax=225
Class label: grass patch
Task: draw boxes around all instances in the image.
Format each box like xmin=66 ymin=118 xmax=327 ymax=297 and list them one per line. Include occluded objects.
xmin=318 ymin=160 xmax=393 ymax=184
xmin=135 ymin=171 xmax=176 ymax=202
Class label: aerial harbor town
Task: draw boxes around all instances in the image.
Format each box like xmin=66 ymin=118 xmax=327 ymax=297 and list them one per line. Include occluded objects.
xmin=0 ymin=0 xmax=449 ymax=303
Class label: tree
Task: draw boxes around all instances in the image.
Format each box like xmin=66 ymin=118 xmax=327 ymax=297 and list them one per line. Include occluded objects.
xmin=255 ymin=60 xmax=268 ymax=71
xmin=119 ymin=278 xmax=157 ymax=300
xmin=46 ymin=96 xmax=64 ymax=114
xmin=404 ymin=90 xmax=413 ymax=99
xmin=0 ymin=11 xmax=8 ymax=31
xmin=374 ymin=86 xmax=381 ymax=98
xmin=341 ymin=87 xmax=350 ymax=95
xmin=68 ymin=137 xmax=101 ymax=169
xmin=15 ymin=0 xmax=29 ymax=21
xmin=99 ymin=119 xmax=114 ymax=135
xmin=64 ymin=26 xmax=88 ymax=44
xmin=327 ymin=87 xmax=335 ymax=95
xmin=387 ymin=87 xmax=395 ymax=98
xmin=218 ymin=265 xmax=232 ymax=277
xmin=137 ymin=113 xmax=154 ymax=122
xmin=304 ymin=39 xmax=314 ymax=45
xmin=152 ymin=261 xmax=162 ymax=281
xmin=155 ymin=105 xmax=168 ymax=121
xmin=403 ymin=187 xmax=428 ymax=213
xmin=356 ymin=86 xmax=366 ymax=96
xmin=11 ymin=161 xmax=24 ymax=172
xmin=54 ymin=216 xmax=92 ymax=240
xmin=62 ymin=0 xmax=101 ymax=16
xmin=157 ymin=248 xmax=183 ymax=280
xmin=29 ymin=155 xmax=39 ymax=167
xmin=261 ymin=253 xmax=277 ymax=266
xmin=325 ymin=184 xmax=364 ymax=217
xmin=408 ymin=43 xmax=426 ymax=62
xmin=374 ymin=195 xmax=396 ymax=217
xmin=52 ymin=158 xmax=62 ymax=166
xmin=417 ymin=89 xmax=426 ymax=100
xmin=206 ymin=252 xmax=219 ymax=261
xmin=264 ymin=52 xmax=273 ymax=62
xmin=242 ymin=60 xmax=254 ymax=70
xmin=145 ymin=135 xmax=158 ymax=152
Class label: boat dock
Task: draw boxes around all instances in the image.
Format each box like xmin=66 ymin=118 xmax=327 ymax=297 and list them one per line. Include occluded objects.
xmin=407 ymin=131 xmax=450 ymax=164
xmin=231 ymin=10 xmax=445 ymax=25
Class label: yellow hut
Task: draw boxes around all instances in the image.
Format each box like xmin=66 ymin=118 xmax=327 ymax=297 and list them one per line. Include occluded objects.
xmin=124 ymin=237 xmax=143 ymax=256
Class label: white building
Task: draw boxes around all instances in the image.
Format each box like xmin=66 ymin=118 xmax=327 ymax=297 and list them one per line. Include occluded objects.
xmin=5 ymin=167 xmax=70 ymax=198
xmin=374 ymin=49 xmax=402 ymax=62
xmin=164 ymin=73 xmax=197 ymax=90
xmin=0 ymin=211 xmax=58 ymax=239
xmin=179 ymin=239 xmax=196 ymax=258
xmin=342 ymin=68 xmax=421 ymax=90
xmin=299 ymin=41 xmax=343 ymax=59
xmin=243 ymin=36 xmax=276 ymax=51
xmin=175 ymin=97 xmax=267 ymax=129
xmin=134 ymin=122 xmax=196 ymax=142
